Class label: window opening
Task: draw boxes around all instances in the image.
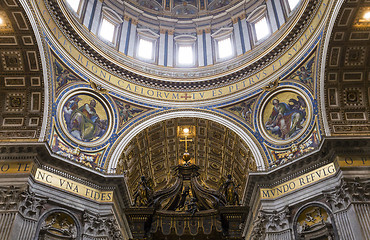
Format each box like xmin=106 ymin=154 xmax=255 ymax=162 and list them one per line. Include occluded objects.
xmin=255 ymin=17 xmax=270 ymax=41
xmin=99 ymin=18 xmax=115 ymax=42
xmin=178 ymin=45 xmax=193 ymax=65
xmin=137 ymin=38 xmax=154 ymax=60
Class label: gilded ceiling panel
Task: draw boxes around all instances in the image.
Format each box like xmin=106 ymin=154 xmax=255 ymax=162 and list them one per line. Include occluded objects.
xmin=0 ymin=0 xmax=44 ymax=141
xmin=324 ymin=0 xmax=370 ymax=135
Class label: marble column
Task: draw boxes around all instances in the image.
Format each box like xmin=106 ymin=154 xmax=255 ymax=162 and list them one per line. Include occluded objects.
xmin=0 ymin=186 xmax=47 ymax=240
xmin=239 ymin=16 xmax=251 ymax=53
xmin=158 ymin=29 xmax=167 ymax=66
xmin=118 ymin=16 xmax=130 ymax=54
xmin=325 ymin=178 xmax=370 ymax=240
xmin=233 ymin=17 xmax=243 ymax=56
xmin=204 ymin=28 xmax=213 ymax=65
xmin=197 ymin=29 xmax=205 ymax=67
xmin=167 ymin=30 xmax=174 ymax=67
xmin=82 ymin=0 xmax=96 ymax=29
xmin=127 ymin=18 xmax=138 ymax=57
xmin=90 ymin=0 xmax=102 ymax=35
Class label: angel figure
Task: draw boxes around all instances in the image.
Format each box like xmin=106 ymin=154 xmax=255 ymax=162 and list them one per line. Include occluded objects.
xmin=290 ymin=57 xmax=314 ymax=87
xmin=133 ymin=176 xmax=154 ymax=207
xmin=186 ymin=197 xmax=198 ymax=216
xmin=116 ymin=101 xmax=143 ymax=123
xmin=218 ymin=174 xmax=240 ymax=205
xmin=230 ymin=98 xmax=256 ymax=123
xmin=55 ymin=60 xmax=78 ymax=89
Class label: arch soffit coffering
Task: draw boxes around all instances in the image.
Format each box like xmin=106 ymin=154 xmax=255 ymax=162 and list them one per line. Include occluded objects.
xmin=108 ymin=110 xmax=265 ymax=173
xmin=319 ymin=0 xmax=344 ymax=137
xmin=7 ymin=0 xmax=50 ymax=142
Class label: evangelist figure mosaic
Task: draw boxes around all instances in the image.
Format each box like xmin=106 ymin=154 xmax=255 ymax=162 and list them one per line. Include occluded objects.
xmin=263 ymin=91 xmax=308 ymax=141
xmin=62 ymin=94 xmax=109 ymax=142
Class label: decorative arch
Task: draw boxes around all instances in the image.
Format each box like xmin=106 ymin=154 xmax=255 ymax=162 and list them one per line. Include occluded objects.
xmin=293 ymin=202 xmax=339 ymax=240
xmin=34 ymin=208 xmax=82 ymax=240
xmin=109 ymin=109 xmax=265 ymax=173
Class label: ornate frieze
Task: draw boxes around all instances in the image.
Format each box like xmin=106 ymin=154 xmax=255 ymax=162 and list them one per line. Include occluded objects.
xmin=0 ymin=185 xmax=47 ymax=220
xmin=260 ymin=163 xmax=336 ymax=199
xmin=82 ymin=211 xmax=122 ymax=239
xmin=250 ymin=206 xmax=291 ymax=239
xmin=34 ymin=168 xmax=113 ymax=202
xmin=40 ymin=0 xmax=322 ymax=93
xmin=324 ymin=178 xmax=370 ymax=212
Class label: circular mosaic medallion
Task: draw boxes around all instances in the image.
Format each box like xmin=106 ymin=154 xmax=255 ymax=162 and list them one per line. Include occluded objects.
xmin=259 ymin=88 xmax=312 ymax=145
xmin=58 ymin=90 xmax=113 ymax=147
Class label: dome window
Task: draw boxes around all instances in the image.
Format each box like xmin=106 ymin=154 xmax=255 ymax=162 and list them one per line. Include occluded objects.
xmin=254 ymin=17 xmax=270 ymax=41
xmin=178 ymin=45 xmax=194 ymax=65
xmin=99 ymin=18 xmax=116 ymax=43
xmin=136 ymin=29 xmax=159 ymax=62
xmin=98 ymin=8 xmax=122 ymax=46
xmin=287 ymin=0 xmax=300 ymax=11
xmin=218 ymin=37 xmax=232 ymax=59
xmin=247 ymin=5 xmax=271 ymax=44
xmin=212 ymin=27 xmax=234 ymax=62
xmin=175 ymin=35 xmax=197 ymax=67
xmin=138 ymin=39 xmax=154 ymax=60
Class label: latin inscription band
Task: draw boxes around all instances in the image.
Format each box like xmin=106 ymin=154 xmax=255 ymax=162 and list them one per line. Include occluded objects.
xmin=34 ymin=168 xmax=113 ymax=202
xmin=260 ymin=163 xmax=336 ymax=199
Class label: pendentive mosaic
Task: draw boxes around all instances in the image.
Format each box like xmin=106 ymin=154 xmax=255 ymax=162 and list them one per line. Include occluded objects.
xmin=222 ymin=47 xmax=321 ymax=168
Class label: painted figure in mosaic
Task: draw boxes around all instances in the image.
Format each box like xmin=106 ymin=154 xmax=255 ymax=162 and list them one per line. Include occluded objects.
xmin=291 ymin=57 xmax=314 ymax=87
xmin=230 ymin=98 xmax=255 ymax=123
xmin=133 ymin=176 xmax=154 ymax=207
xmin=55 ymin=60 xmax=78 ymax=88
xmin=116 ymin=101 xmax=143 ymax=122
xmin=219 ymin=174 xmax=239 ymax=205
xmin=265 ymin=96 xmax=307 ymax=140
xmin=63 ymin=97 xmax=108 ymax=141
